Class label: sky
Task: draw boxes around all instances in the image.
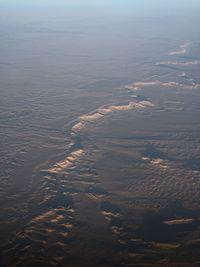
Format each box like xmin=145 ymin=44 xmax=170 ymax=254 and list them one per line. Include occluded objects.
xmin=1 ymin=0 xmax=200 ymax=9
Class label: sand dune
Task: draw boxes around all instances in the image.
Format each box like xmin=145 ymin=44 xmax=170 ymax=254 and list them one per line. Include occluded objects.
xmin=156 ymin=60 xmax=200 ymax=66
xmin=126 ymin=79 xmax=200 ymax=91
xmin=169 ymin=41 xmax=192 ymax=56
xmin=72 ymin=101 xmax=154 ymax=134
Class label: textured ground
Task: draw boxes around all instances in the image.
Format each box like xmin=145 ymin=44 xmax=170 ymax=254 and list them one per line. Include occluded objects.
xmin=0 ymin=2 xmax=200 ymax=267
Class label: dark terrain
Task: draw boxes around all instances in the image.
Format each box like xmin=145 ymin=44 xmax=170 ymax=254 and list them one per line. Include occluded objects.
xmin=0 ymin=1 xmax=200 ymax=266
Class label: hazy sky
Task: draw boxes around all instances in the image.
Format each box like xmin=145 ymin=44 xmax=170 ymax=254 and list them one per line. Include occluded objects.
xmin=1 ymin=0 xmax=200 ymax=9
